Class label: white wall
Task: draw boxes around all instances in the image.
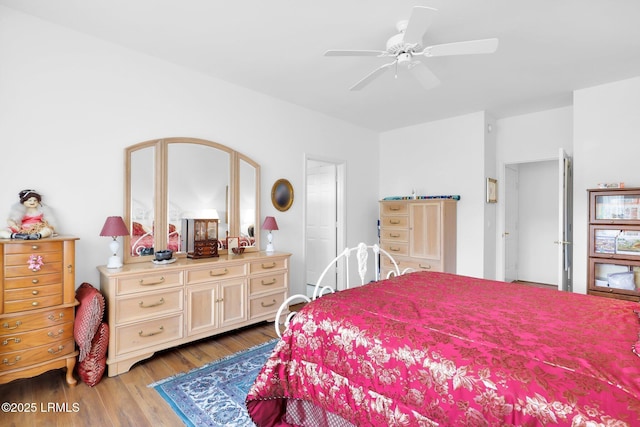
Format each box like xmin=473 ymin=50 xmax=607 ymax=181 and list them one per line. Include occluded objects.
xmin=0 ymin=6 xmax=379 ymax=295
xmin=573 ymin=76 xmax=640 ymax=294
xmin=379 ymin=112 xmax=487 ymax=278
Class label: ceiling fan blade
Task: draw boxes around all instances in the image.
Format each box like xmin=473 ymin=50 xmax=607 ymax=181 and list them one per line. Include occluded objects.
xmin=324 ymin=49 xmax=387 ymax=57
xmin=410 ymin=61 xmax=441 ymax=90
xmin=350 ymin=61 xmax=396 ymax=91
xmin=402 ymin=6 xmax=437 ymax=46
xmin=422 ymin=38 xmax=499 ymax=57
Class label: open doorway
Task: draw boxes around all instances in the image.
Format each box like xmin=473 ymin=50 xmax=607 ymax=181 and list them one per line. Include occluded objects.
xmin=502 ymin=151 xmax=572 ymax=290
xmin=304 ymin=156 xmax=345 ymax=297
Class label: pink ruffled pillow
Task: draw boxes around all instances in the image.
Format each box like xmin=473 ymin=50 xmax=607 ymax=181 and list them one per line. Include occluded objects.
xmin=77 ymin=322 xmax=109 ymax=386
xmin=74 ymin=282 xmax=105 ymax=362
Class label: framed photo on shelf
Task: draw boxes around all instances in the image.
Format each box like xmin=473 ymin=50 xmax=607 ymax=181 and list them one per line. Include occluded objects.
xmin=226 ymin=236 xmax=239 ymax=251
xmin=486 ymin=178 xmax=497 ymax=203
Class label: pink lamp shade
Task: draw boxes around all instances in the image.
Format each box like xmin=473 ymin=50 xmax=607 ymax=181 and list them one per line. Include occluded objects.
xmin=262 ymin=216 xmax=279 ymax=231
xmin=100 ymin=216 xmax=129 ymax=269
xmin=99 ymin=216 xmax=129 ymax=238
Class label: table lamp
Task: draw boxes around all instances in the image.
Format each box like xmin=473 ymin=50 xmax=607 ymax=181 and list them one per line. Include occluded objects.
xmin=262 ymin=216 xmax=279 ymax=252
xmin=100 ymin=216 xmax=129 ymax=268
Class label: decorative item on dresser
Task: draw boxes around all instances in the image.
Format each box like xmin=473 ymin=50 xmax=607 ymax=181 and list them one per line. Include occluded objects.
xmin=587 ymin=187 xmax=640 ymax=301
xmin=0 ymin=236 xmax=79 ymax=386
xmin=261 ymin=216 xmax=279 ymax=253
xmin=98 ymin=251 xmax=290 ymax=376
xmin=99 ymin=216 xmax=129 ymax=269
xmin=379 ymin=197 xmax=457 ymax=277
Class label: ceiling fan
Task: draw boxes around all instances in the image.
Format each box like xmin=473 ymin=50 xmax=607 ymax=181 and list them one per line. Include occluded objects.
xmin=325 ymin=6 xmax=499 ymax=91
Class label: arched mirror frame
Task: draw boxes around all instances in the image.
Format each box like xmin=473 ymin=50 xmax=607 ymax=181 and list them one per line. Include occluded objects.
xmin=124 ymin=137 xmax=261 ymax=264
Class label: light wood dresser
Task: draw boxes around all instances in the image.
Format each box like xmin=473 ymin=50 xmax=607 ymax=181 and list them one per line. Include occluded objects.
xmin=0 ymin=236 xmax=78 ymax=386
xmin=379 ymin=199 xmax=457 ymax=277
xmin=98 ymin=251 xmax=290 ymax=376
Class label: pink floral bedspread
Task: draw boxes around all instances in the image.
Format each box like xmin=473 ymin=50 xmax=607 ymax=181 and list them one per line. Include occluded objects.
xmin=247 ymin=271 xmax=640 ymax=426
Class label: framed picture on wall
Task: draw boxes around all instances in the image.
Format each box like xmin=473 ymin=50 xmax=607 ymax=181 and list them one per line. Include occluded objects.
xmin=486 ymin=178 xmax=497 ymax=203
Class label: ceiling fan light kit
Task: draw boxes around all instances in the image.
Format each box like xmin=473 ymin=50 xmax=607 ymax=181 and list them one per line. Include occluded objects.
xmin=324 ymin=6 xmax=499 ymax=91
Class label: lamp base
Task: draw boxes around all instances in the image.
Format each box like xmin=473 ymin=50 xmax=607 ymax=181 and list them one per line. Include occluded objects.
xmin=266 ymin=243 xmax=274 ymax=253
xmin=106 ymin=255 xmax=123 ymax=269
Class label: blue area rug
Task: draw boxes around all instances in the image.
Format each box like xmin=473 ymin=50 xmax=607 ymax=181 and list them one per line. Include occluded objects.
xmin=150 ymin=339 xmax=278 ymax=427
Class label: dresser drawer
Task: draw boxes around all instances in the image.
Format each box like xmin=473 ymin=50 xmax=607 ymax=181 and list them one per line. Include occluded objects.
xmin=186 ymin=264 xmax=245 ymax=285
xmin=249 ymin=272 xmax=287 ymax=295
xmin=4 ymin=294 xmax=63 ymax=313
xmin=380 ymin=216 xmax=409 ymax=228
xmin=383 ymin=256 xmax=443 ymax=273
xmin=249 ymin=292 xmax=286 ymax=319
xmin=4 ymin=258 xmax=63 ymax=278
xmin=380 ymin=202 xmax=408 ymax=216
xmin=4 ymin=273 xmax=62 ymax=290
xmin=116 ymin=271 xmax=183 ymax=295
xmin=379 ymin=229 xmax=409 ymax=242
xmin=0 ymin=338 xmax=75 ymax=373
xmin=0 ymin=321 xmax=74 ymax=352
xmin=249 ymin=258 xmax=287 ymax=274
xmin=5 ymin=283 xmax=62 ymax=301
xmin=3 ymin=241 xmax=62 ymax=255
xmin=0 ymin=308 xmax=72 ymax=335
xmin=115 ymin=314 xmax=183 ymax=356
xmin=380 ymin=242 xmax=409 ymax=257
xmin=115 ymin=288 xmax=184 ymax=324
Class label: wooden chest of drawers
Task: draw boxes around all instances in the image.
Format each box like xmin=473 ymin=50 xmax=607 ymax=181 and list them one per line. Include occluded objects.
xmin=98 ymin=251 xmax=290 ymax=377
xmin=0 ymin=236 xmax=78 ymax=386
xmin=379 ymin=200 xmax=457 ymax=278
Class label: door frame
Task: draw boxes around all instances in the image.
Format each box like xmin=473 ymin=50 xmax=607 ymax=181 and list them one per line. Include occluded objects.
xmin=303 ymin=154 xmax=346 ymax=292
xmin=497 ymin=153 xmax=572 ymax=289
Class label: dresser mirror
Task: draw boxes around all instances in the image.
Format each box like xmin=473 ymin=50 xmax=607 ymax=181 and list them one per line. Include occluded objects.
xmin=125 ymin=137 xmax=260 ymax=264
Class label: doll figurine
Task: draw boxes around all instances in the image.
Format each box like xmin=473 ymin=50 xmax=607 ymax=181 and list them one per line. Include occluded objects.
xmin=0 ymin=189 xmax=57 ymax=240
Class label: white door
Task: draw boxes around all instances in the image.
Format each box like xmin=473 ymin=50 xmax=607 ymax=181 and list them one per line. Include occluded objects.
xmin=556 ymin=149 xmax=573 ymax=291
xmin=504 ymin=165 xmax=519 ymax=282
xmin=305 ymin=161 xmax=337 ymax=293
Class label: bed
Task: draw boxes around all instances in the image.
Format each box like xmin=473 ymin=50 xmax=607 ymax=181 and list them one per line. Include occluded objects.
xmin=246 ymin=270 xmax=640 ymax=426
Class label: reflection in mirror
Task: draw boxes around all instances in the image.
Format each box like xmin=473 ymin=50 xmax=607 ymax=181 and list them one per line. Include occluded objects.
xmin=168 ymin=142 xmax=230 ymax=251
xmin=239 ymin=157 xmax=258 ymax=248
xmin=129 ymin=145 xmax=155 ymax=258
xmin=125 ymin=137 xmax=261 ymax=264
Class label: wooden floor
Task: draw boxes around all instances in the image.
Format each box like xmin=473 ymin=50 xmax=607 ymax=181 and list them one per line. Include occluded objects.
xmin=0 ymin=322 xmax=278 ymax=427
xmin=512 ymin=280 xmax=558 ymax=290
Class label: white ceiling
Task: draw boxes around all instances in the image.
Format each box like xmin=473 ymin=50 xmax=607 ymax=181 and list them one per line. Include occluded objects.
xmin=2 ymin=0 xmax=640 ymax=132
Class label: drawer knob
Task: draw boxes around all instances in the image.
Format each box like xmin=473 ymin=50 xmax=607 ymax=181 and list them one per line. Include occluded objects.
xmin=32 ymin=290 xmax=39 ymax=295
xmin=261 ymin=299 xmax=277 ymax=308
xmin=48 ymin=345 xmax=65 ymax=354
xmin=32 ymin=279 xmax=39 ymax=284
xmin=139 ymin=298 xmax=165 ymax=308
xmin=209 ymin=268 xmax=228 ymax=277
xmin=389 ymin=220 xmax=400 ymax=225
xmin=261 ymin=262 xmax=276 ymax=269
xmin=419 ymin=264 xmax=432 ymax=270
xmin=31 ymin=245 xmax=39 ymax=250
xmin=390 ymin=247 xmax=400 ymax=252
xmin=139 ymin=277 xmax=165 ymax=286
xmin=32 ymin=301 xmax=39 ymax=306
xmin=2 ymin=337 xmax=21 ymax=346
xmin=2 ymin=321 xmax=22 ymax=330
xmin=261 ymin=278 xmax=277 ymax=286
xmin=47 ymin=329 xmax=64 ymax=338
xmin=389 ymin=233 xmax=400 ymax=238
xmin=2 ymin=356 xmax=21 ymax=366
xmin=139 ymin=326 xmax=164 ymax=337
xmin=47 ymin=313 xmax=64 ymax=322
